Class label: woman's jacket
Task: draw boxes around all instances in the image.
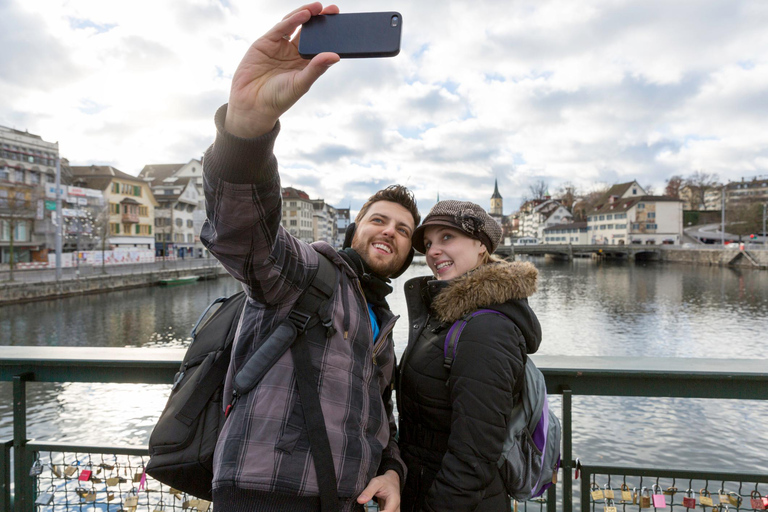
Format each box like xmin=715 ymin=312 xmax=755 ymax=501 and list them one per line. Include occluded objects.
xmin=398 ymin=260 xmax=542 ymax=512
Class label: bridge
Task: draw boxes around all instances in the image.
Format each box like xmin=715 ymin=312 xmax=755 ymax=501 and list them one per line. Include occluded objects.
xmin=496 ymin=244 xmax=664 ymax=261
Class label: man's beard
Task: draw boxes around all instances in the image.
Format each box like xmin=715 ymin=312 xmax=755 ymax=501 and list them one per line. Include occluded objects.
xmin=351 ymin=236 xmax=405 ymax=277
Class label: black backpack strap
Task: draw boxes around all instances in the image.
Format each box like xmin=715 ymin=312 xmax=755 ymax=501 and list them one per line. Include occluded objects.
xmin=232 ymin=254 xmax=341 ymax=512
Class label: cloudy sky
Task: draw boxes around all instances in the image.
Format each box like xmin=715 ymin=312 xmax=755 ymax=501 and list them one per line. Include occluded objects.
xmin=2 ymin=0 xmax=767 ymax=214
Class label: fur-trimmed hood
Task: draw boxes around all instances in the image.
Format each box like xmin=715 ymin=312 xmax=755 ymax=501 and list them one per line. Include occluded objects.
xmin=431 ymin=260 xmax=538 ymax=323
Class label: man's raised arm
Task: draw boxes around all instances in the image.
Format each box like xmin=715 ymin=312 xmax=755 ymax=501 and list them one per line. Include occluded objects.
xmin=224 ymin=2 xmax=340 ymax=139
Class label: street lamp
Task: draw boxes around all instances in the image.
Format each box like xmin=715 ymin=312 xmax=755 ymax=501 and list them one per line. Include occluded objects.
xmin=720 ymin=184 xmax=726 ymax=246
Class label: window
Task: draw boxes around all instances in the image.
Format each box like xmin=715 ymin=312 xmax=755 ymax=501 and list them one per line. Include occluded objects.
xmin=599 ymin=215 xmax=604 ymax=221
xmin=290 ymin=220 xmax=297 ymax=226
xmin=648 ymin=212 xmax=656 ymax=218
xmin=186 ymin=204 xmax=195 ymax=213
xmin=606 ymin=214 xmax=613 ymax=220
xmin=175 ymin=218 xmax=183 ymax=227
xmin=15 ymin=170 xmax=24 ymax=182
xmin=187 ymin=220 xmax=193 ymax=228
xmin=111 ymin=223 xmax=120 ymax=234
xmin=139 ymin=206 xmax=148 ymax=216
xmin=112 ymin=183 xmax=120 ymax=194
xmin=646 ymin=223 xmax=657 ymax=229
xmin=638 ymin=203 xmax=645 ymax=210
xmin=0 ymin=167 xmax=8 ymax=181
xmin=187 ymin=234 xmax=193 ymax=243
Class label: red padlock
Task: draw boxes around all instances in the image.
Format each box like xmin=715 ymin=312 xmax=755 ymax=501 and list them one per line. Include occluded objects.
xmin=682 ymin=489 xmax=696 ymax=509
xmin=78 ymin=469 xmax=92 ymax=482
xmin=751 ymin=491 xmax=767 ymax=510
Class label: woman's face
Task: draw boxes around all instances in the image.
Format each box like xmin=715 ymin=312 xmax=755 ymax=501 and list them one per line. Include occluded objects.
xmin=423 ymin=225 xmax=487 ymax=280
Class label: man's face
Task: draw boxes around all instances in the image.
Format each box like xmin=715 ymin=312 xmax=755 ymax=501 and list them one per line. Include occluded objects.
xmin=351 ymin=200 xmax=415 ymax=277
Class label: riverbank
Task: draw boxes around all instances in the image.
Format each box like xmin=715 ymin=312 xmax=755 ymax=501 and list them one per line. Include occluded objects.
xmin=0 ymin=264 xmax=227 ymax=305
xmin=659 ymin=246 xmax=768 ymax=269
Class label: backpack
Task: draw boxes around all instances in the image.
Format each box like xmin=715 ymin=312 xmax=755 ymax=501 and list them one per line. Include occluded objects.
xmin=147 ymin=254 xmax=340 ymax=507
xmin=444 ymin=309 xmax=561 ymax=501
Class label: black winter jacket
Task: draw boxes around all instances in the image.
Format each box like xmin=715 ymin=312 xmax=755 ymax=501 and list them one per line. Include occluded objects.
xmin=398 ymin=261 xmax=542 ymax=512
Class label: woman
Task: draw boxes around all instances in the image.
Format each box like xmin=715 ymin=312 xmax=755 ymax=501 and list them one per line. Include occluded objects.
xmin=398 ymin=200 xmax=542 ymax=512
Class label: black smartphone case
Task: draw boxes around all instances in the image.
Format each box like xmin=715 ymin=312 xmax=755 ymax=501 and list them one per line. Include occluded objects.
xmin=298 ymin=12 xmax=402 ymax=59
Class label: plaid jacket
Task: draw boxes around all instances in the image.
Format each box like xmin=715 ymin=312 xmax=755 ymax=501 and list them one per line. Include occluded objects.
xmin=200 ymin=105 xmax=404 ymax=500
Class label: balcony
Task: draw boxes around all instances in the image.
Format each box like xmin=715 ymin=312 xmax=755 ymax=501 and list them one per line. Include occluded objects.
xmin=1 ymin=349 xmax=767 ymax=511
xmin=121 ymin=212 xmax=139 ymax=224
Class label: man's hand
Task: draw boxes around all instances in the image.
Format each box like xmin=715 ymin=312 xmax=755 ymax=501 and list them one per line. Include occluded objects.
xmin=225 ymin=2 xmax=341 ymax=138
xmin=357 ymin=470 xmax=401 ymax=512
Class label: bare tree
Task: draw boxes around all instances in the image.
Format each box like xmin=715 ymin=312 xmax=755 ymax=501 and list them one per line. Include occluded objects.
xmin=528 ymin=179 xmax=549 ymax=200
xmin=684 ymin=171 xmax=720 ymax=209
xmin=0 ymin=183 xmax=38 ymax=281
xmin=664 ymin=175 xmax=684 ymax=199
xmin=572 ymin=184 xmax=610 ymax=221
xmin=555 ymin=182 xmax=578 ymax=209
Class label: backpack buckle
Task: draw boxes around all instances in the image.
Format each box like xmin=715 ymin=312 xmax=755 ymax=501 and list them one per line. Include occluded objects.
xmin=288 ymin=309 xmax=312 ymax=333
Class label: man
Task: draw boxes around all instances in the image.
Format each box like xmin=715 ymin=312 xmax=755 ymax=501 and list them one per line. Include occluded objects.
xmin=200 ymin=3 xmax=418 ymax=511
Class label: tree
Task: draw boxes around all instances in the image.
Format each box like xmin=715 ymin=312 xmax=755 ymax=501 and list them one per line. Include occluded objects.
xmin=684 ymin=171 xmax=720 ymax=209
xmin=572 ymin=184 xmax=610 ymax=221
xmin=726 ymin=199 xmax=763 ymax=240
xmin=528 ymin=180 xmax=549 ymax=201
xmin=0 ymin=183 xmax=38 ymax=281
xmin=555 ymin=182 xmax=578 ymax=209
xmin=664 ymin=175 xmax=684 ymax=199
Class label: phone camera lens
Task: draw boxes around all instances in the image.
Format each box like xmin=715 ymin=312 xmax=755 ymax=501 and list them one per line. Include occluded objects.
xmin=391 ymin=15 xmax=399 ymax=27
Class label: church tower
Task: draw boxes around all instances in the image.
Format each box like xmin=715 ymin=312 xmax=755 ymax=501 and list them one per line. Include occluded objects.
xmin=490 ymin=179 xmax=503 ymax=216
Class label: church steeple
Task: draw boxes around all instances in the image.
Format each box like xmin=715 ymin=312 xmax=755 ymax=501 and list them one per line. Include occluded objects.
xmin=490 ymin=179 xmax=503 ymax=216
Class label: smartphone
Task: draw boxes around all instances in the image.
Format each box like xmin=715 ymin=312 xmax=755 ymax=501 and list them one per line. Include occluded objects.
xmin=298 ymin=12 xmax=402 ymax=59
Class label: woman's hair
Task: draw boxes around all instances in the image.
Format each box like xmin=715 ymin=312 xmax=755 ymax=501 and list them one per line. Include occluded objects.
xmin=480 ymin=252 xmax=501 ymax=265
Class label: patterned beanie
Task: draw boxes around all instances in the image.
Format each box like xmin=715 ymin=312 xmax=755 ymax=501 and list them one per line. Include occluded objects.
xmin=412 ymin=200 xmax=502 ymax=254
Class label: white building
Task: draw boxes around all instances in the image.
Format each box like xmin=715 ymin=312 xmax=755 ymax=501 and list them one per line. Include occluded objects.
xmin=312 ymin=200 xmax=338 ymax=245
xmin=543 ymin=221 xmax=589 ymax=245
xmin=587 ymin=181 xmax=683 ymax=245
xmin=336 ymin=208 xmax=351 ymax=248
xmin=519 ymin=199 xmax=573 ymax=240
xmin=282 ymin=187 xmax=314 ymax=243
xmin=0 ymin=125 xmax=60 ymax=264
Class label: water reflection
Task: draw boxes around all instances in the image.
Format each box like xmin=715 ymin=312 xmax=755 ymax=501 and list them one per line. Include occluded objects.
xmin=1 ymin=258 xmax=767 ymax=472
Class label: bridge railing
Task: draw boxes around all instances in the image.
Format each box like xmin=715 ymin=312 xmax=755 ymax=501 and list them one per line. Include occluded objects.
xmin=2 ymin=347 xmax=767 ymax=511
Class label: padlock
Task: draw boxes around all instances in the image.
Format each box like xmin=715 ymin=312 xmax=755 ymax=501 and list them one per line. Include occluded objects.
xmin=196 ymin=499 xmax=212 ymax=511
xmin=664 ymin=487 xmax=678 ymax=496
xmin=620 ymin=484 xmax=633 ymax=503
xmin=719 ymin=490 xmax=730 ymax=505
xmin=604 ymin=484 xmax=615 ymax=500
xmin=125 ymin=494 xmax=139 ymax=506
xmin=605 ymin=498 xmax=618 ymax=512
xmin=64 ymin=463 xmax=78 ymax=477
xmin=682 ymin=489 xmax=697 ymax=509
xmin=75 ymin=486 xmax=89 ymax=498
xmin=106 ymin=490 xmax=116 ymax=501
xmin=50 ymin=464 xmax=62 ymax=478
xmin=632 ymin=487 xmax=640 ymax=505
xmin=727 ymin=492 xmax=742 ymax=507
xmin=106 ymin=476 xmax=120 ymax=486
xmin=639 ymin=487 xmax=652 ymax=509
xmin=751 ymin=491 xmax=766 ymax=510
xmin=35 ymin=485 xmax=56 ymax=505
xmin=92 ymin=477 xmax=102 ymax=484
xmin=29 ymin=459 xmax=44 ymax=476
xmin=652 ymin=484 xmax=668 ymax=508
xmin=700 ymin=489 xmax=714 ymax=507
xmin=84 ymin=489 xmax=97 ymax=502
xmin=153 ymin=500 xmax=166 ymax=512
xmin=134 ymin=467 xmax=145 ymax=483
xmin=591 ymin=483 xmax=605 ymax=501
xmin=169 ymin=487 xmax=183 ymax=499
xmin=183 ymin=499 xmax=198 ymax=509
xmin=78 ymin=469 xmax=92 ymax=482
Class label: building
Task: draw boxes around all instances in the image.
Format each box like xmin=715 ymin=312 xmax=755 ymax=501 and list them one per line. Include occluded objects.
xmin=281 ymin=187 xmax=314 ymax=243
xmin=587 ymin=181 xmax=683 ymax=245
xmin=311 ymin=199 xmax=338 ymax=245
xmin=490 ymin=179 xmax=503 ymax=223
xmin=726 ymin=176 xmax=768 ymax=205
xmin=139 ymin=163 xmax=202 ymax=258
xmin=0 ymin=125 xmax=60 ymax=264
xmin=70 ymin=166 xmax=159 ymax=250
xmin=543 ymin=221 xmax=589 ymax=245
xmin=45 ymin=184 xmax=107 ymax=253
xmin=519 ymin=198 xmax=572 ymax=240
xmin=336 ymin=208 xmax=351 ymax=248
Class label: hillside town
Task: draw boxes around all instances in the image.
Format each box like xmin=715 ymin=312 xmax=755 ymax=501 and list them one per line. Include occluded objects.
xmin=2 ymin=124 xmax=767 ymax=269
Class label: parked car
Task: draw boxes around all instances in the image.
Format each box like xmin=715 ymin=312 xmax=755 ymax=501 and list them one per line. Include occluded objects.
xmin=513 ymin=237 xmax=540 ymax=246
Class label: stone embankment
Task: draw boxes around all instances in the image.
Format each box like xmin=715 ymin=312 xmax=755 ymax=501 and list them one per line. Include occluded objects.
xmin=660 ymin=248 xmax=768 ymax=269
xmin=0 ymin=266 xmax=227 ymax=305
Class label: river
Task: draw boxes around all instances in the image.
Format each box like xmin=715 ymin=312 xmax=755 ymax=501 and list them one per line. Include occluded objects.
xmin=1 ymin=257 xmax=767 ymax=475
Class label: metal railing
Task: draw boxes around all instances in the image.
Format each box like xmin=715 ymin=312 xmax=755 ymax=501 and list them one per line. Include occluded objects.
xmin=2 ymin=347 xmax=767 ymax=511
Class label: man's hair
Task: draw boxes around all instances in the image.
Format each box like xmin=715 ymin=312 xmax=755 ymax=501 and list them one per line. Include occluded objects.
xmin=355 ymin=185 xmax=421 ymax=227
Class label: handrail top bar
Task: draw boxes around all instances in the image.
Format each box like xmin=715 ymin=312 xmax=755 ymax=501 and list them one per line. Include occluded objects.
xmin=1 ymin=347 xmax=767 ymax=377
xmin=532 ymin=354 xmax=768 ymax=377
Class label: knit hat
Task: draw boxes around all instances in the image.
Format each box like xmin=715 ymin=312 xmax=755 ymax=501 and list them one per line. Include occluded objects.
xmin=412 ymin=200 xmax=502 ymax=254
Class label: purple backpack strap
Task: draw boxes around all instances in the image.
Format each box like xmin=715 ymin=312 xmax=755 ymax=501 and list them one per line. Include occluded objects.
xmin=443 ymin=309 xmax=506 ymax=370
